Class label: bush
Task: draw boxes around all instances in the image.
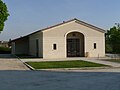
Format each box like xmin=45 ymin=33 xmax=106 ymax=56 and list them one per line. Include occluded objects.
xmin=0 ymin=47 xmax=11 ymax=54
xmin=105 ymin=44 xmax=112 ymax=53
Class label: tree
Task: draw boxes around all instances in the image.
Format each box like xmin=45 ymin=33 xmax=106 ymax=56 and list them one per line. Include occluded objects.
xmin=0 ymin=0 xmax=9 ymax=31
xmin=105 ymin=24 xmax=120 ymax=53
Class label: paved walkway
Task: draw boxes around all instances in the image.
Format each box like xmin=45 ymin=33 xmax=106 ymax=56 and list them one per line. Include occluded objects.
xmin=80 ymin=58 xmax=120 ymax=67
xmin=0 ymin=54 xmax=29 ymax=70
xmin=0 ymin=58 xmax=29 ymax=70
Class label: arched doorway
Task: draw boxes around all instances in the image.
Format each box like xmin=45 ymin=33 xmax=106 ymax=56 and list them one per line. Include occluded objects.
xmin=66 ymin=32 xmax=84 ymax=57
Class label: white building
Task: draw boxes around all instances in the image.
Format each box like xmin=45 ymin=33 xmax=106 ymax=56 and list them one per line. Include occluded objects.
xmin=11 ymin=18 xmax=105 ymax=59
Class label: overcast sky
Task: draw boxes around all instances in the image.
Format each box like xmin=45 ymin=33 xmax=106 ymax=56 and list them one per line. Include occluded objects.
xmin=1 ymin=0 xmax=120 ymax=41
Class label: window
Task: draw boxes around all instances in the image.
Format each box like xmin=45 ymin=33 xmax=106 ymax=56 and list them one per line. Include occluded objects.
xmin=94 ymin=43 xmax=96 ymax=49
xmin=53 ymin=44 xmax=57 ymax=50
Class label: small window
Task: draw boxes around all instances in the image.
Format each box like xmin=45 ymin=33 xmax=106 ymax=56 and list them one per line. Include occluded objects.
xmin=94 ymin=43 xmax=96 ymax=49
xmin=53 ymin=44 xmax=57 ymax=50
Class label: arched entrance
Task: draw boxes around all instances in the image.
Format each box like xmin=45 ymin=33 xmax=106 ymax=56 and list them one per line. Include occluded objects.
xmin=66 ymin=32 xmax=84 ymax=57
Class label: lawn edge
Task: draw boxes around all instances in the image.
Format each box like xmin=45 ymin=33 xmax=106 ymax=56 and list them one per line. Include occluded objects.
xmin=35 ymin=66 xmax=111 ymax=70
xmin=26 ymin=61 xmax=111 ymax=71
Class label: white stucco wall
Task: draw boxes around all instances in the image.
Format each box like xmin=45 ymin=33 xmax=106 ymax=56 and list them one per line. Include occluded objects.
xmin=42 ymin=21 xmax=105 ymax=59
xmin=29 ymin=32 xmax=43 ymax=57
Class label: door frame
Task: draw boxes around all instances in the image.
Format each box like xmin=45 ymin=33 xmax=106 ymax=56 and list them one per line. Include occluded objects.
xmin=36 ymin=39 xmax=39 ymax=57
xmin=66 ymin=31 xmax=85 ymax=57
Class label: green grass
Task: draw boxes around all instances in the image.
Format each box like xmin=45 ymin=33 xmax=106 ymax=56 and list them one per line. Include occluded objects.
xmin=26 ymin=60 xmax=107 ymax=69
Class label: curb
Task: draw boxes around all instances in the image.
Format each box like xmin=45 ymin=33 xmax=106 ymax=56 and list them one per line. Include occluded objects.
xmin=24 ymin=62 xmax=35 ymax=70
xmin=13 ymin=54 xmax=35 ymax=70
xmin=35 ymin=67 xmax=120 ymax=72
xmin=36 ymin=66 xmax=112 ymax=71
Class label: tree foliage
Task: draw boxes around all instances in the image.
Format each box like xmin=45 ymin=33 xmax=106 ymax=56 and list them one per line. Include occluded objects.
xmin=105 ymin=24 xmax=120 ymax=53
xmin=0 ymin=0 xmax=9 ymax=31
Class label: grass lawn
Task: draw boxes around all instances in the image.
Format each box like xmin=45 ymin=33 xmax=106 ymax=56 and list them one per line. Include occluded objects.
xmin=26 ymin=60 xmax=107 ymax=69
xmin=103 ymin=59 xmax=120 ymax=63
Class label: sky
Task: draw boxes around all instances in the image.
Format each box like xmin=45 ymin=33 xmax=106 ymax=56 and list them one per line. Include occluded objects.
xmin=1 ymin=0 xmax=120 ymax=41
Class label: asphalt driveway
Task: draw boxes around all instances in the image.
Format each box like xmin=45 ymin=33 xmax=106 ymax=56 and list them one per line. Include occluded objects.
xmin=0 ymin=71 xmax=120 ymax=90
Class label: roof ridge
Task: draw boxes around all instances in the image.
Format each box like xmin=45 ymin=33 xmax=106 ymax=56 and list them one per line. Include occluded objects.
xmin=28 ymin=18 xmax=76 ymax=35
xmin=11 ymin=18 xmax=105 ymax=42
xmin=75 ymin=19 xmax=106 ymax=32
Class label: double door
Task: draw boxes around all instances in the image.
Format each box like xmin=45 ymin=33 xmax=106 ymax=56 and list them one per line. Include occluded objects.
xmin=67 ymin=39 xmax=80 ymax=57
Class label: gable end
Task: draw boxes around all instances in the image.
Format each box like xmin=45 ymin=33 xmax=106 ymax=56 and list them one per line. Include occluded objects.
xmin=75 ymin=20 xmax=106 ymax=33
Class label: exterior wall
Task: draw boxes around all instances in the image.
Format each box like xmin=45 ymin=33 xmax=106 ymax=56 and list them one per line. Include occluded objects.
xmin=29 ymin=32 xmax=43 ymax=57
xmin=85 ymin=36 xmax=105 ymax=57
xmin=11 ymin=42 xmax=15 ymax=54
xmin=11 ymin=37 xmax=29 ymax=55
xmin=42 ymin=21 xmax=105 ymax=59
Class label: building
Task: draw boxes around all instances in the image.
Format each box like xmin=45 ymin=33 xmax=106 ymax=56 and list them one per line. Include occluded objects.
xmin=10 ymin=18 xmax=106 ymax=59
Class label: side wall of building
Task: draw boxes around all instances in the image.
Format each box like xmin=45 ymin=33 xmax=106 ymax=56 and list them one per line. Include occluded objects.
xmin=43 ymin=21 xmax=105 ymax=59
xmin=11 ymin=37 xmax=29 ymax=55
xmin=29 ymin=32 xmax=43 ymax=57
